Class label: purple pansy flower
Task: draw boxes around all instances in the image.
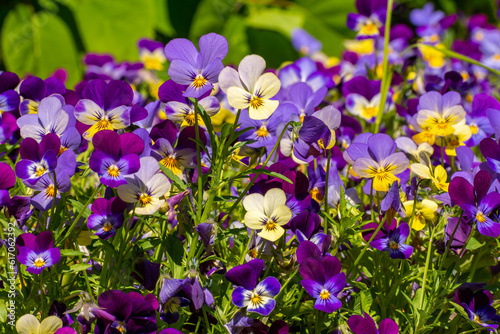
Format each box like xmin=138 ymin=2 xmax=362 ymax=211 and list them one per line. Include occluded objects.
xmin=159 ymin=277 xmax=191 ymax=324
xmin=137 ymin=38 xmax=166 ymax=71
xmin=225 ymin=259 xmax=281 ymax=316
xmin=449 ymin=171 xmax=500 ymax=238
xmin=89 ymin=130 xmax=144 ymax=188
xmin=94 ymin=290 xmax=157 ymax=334
xmin=238 ymin=107 xmax=285 ymax=148
xmin=284 ymin=82 xmax=327 ymax=122
xmin=343 ymin=76 xmax=391 ymax=122
xmin=480 ymin=138 xmax=500 ymax=175
xmin=298 ymin=245 xmax=346 ymax=313
xmin=17 ymin=231 xmax=61 ymax=274
xmin=455 ymin=285 xmax=500 ymax=330
xmin=0 ymin=71 xmax=20 ymax=115
xmin=164 ymin=32 xmax=228 ymax=98
xmin=291 ymin=28 xmax=322 ymax=56
xmin=367 ymin=221 xmax=413 ymax=259
xmin=466 ymin=94 xmax=498 ymax=146
xmin=30 ymin=171 xmax=72 ymax=211
xmin=0 ymin=162 xmax=16 ymax=207
xmin=279 ymin=57 xmax=333 ymax=93
xmin=87 ymin=197 xmax=127 ymax=239
xmin=19 ymin=76 xmax=66 ymax=115
xmin=74 ymin=79 xmax=146 ymax=139
xmin=346 ymin=0 xmax=387 ymax=39
xmin=15 ymin=134 xmax=60 ymax=185
xmin=348 ymin=312 xmax=399 ymax=334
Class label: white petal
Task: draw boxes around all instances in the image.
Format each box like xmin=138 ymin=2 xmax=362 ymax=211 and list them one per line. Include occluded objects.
xmin=227 ymin=86 xmax=251 ymax=110
xmin=16 ymin=314 xmax=40 ymax=334
xmin=270 ymin=205 xmax=292 ymax=226
xmin=238 ymin=55 xmax=266 ymax=92
xmin=244 ymin=210 xmax=267 ymax=229
xmin=248 ymin=99 xmax=279 ymax=120
xmin=39 ymin=316 xmax=63 ymax=334
xmin=264 ymin=188 xmax=287 ymax=215
xmin=218 ymin=66 xmax=244 ymax=93
xmin=243 ymin=193 xmax=265 ymax=212
xmin=253 ymin=73 xmax=280 ymax=99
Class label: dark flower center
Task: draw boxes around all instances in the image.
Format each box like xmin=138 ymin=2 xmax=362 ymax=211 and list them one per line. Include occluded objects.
xmin=389 ymin=241 xmax=399 ymax=250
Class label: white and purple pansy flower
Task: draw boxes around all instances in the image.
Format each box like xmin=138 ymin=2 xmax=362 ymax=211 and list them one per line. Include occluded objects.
xmin=165 ymin=32 xmax=228 ymax=98
xmin=89 ymin=130 xmax=144 ymax=188
xmin=346 ymin=0 xmax=387 ymax=39
xmin=225 ymin=259 xmax=281 ymax=316
xmin=343 ymin=76 xmax=392 ymax=122
xmin=117 ymin=156 xmax=171 ymax=215
xmin=19 ymin=76 xmax=66 ymax=115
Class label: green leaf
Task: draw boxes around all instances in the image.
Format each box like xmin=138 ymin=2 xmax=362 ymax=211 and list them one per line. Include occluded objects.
xmin=189 ymin=0 xmax=234 ymax=41
xmin=60 ymin=249 xmax=86 ymax=257
xmin=154 ymin=0 xmax=176 ymax=36
xmin=245 ymin=6 xmax=303 ymax=37
xmin=67 ymin=263 xmax=92 ymax=272
xmin=466 ymin=236 xmax=484 ymax=250
xmin=67 ymin=199 xmax=91 ymax=219
xmin=221 ymin=16 xmax=250 ymax=65
xmin=165 ymin=233 xmax=184 ymax=266
xmin=71 ymin=0 xmax=155 ymax=61
xmin=1 ymin=4 xmax=81 ymax=86
xmin=159 ymin=163 xmax=187 ymax=191
xmin=0 ymin=301 xmax=6 ymax=322
xmin=232 ymin=168 xmax=293 ymax=184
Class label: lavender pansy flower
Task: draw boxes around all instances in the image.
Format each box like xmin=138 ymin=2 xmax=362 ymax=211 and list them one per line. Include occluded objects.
xmin=343 ymin=76 xmax=390 ymax=122
xmin=159 ymin=277 xmax=191 ymax=324
xmin=416 ymin=91 xmax=466 ymax=137
xmin=346 ymin=0 xmax=387 ymax=39
xmin=89 ymin=130 xmax=144 ymax=188
xmin=225 ymin=259 xmax=281 ymax=316
xmin=285 ymin=82 xmax=327 ymax=122
xmin=238 ymin=106 xmax=284 ymax=149
xmin=219 ymin=54 xmax=281 ymax=120
xmin=279 ymin=57 xmax=332 ymax=93
xmin=87 ymin=197 xmax=127 ymax=239
xmin=165 ymin=32 xmax=228 ymax=98
xmin=17 ymin=231 xmax=61 ymax=274
xmin=291 ymin=28 xmax=322 ymax=56
xmin=137 ymin=38 xmax=166 ymax=71
xmin=117 ymin=156 xmax=171 ymax=215
xmin=30 ymin=170 xmax=72 ymax=211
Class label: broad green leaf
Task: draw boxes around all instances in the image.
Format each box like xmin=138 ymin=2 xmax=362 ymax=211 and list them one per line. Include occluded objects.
xmin=60 ymin=249 xmax=86 ymax=257
xmin=71 ymin=0 xmax=155 ymax=61
xmin=245 ymin=6 xmax=304 ymax=37
xmin=67 ymin=263 xmax=92 ymax=272
xmin=189 ymin=0 xmax=236 ymax=41
xmin=159 ymin=163 xmax=187 ymax=191
xmin=1 ymin=4 xmax=81 ymax=86
xmin=165 ymin=233 xmax=184 ymax=266
xmin=232 ymin=168 xmax=293 ymax=184
xmin=154 ymin=0 xmax=176 ymax=36
xmin=221 ymin=16 xmax=250 ymax=65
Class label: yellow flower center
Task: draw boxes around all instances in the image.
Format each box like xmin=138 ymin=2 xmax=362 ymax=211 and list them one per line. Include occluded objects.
xmin=265 ymin=219 xmax=277 ymax=231
xmin=310 ymin=187 xmax=324 ymax=203
xmin=139 ymin=193 xmax=152 ymax=206
xmin=103 ymin=221 xmax=113 ymax=232
xmin=256 ymin=125 xmax=269 ymax=137
xmin=192 ymin=74 xmax=207 ymax=89
xmin=476 ymin=211 xmax=486 ymax=223
xmin=319 ymin=289 xmax=330 ymax=300
xmin=474 ymin=314 xmax=483 ymax=324
xmin=59 ymin=146 xmax=68 ymax=155
xmin=143 ymin=56 xmax=164 ymax=71
xmin=34 ymin=257 xmax=45 ymax=268
xmin=116 ymin=322 xmax=127 ymax=333
xmin=250 ymin=293 xmax=263 ymax=305
xmin=107 ymin=165 xmax=120 ymax=177
xmin=46 ymin=185 xmax=55 ymax=197
xmin=249 ymin=95 xmax=264 ymax=109
xmin=470 ymin=124 xmax=478 ymax=134
xmin=389 ymin=241 xmax=399 ymax=250
xmin=361 ymin=21 xmax=378 ymax=35
xmin=96 ymin=118 xmax=112 ymax=131
xmin=248 ymin=249 xmax=258 ymax=258
xmin=362 ymin=106 xmax=378 ymax=119
xmin=35 ymin=165 xmax=47 ymax=177
xmin=495 ymin=54 xmax=500 ymax=61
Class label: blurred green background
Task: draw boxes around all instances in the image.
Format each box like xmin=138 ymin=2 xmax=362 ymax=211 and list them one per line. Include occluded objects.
xmin=0 ymin=0 xmax=497 ymax=87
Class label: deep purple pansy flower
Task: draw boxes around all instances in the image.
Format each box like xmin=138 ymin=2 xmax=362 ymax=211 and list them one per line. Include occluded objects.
xmin=89 ymin=130 xmax=144 ymax=188
xmin=225 ymin=259 xmax=281 ymax=316
xmin=346 ymin=0 xmax=387 ymax=39
xmin=367 ymin=221 xmax=413 ymax=259
xmin=164 ymin=33 xmax=228 ymax=98
xmin=0 ymin=71 xmax=20 ymax=114
xmin=449 ymin=171 xmax=500 ymax=238
xmin=19 ymin=76 xmax=66 ymax=115
xmin=159 ymin=277 xmax=191 ymax=324
xmin=348 ymin=312 xmax=399 ymax=334
xmin=0 ymin=162 xmax=16 ymax=207
xmin=455 ymin=285 xmax=500 ymax=330
xmin=16 ymin=231 xmax=61 ymax=274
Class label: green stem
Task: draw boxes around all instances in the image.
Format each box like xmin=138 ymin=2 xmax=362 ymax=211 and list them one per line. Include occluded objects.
xmin=57 ymin=184 xmax=102 ymax=246
xmin=458 ymin=227 xmax=475 ymax=258
xmin=348 ymin=218 xmax=385 ymax=278
xmin=373 ymin=0 xmax=394 ymax=133
xmin=193 ymin=99 xmax=203 ymax=225
xmin=420 ymin=223 xmax=436 ymax=309
xmin=49 ymin=171 xmax=58 ymax=228
xmin=324 ymin=149 xmax=332 ymax=233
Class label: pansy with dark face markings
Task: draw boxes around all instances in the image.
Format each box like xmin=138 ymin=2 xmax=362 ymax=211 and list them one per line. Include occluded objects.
xmin=17 ymin=231 xmax=61 ymax=275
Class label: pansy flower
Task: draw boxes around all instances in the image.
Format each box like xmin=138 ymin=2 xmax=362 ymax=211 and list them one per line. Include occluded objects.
xmin=89 ymin=130 xmax=144 ymax=188
xmin=238 ymin=105 xmax=285 ymax=149
xmin=19 ymin=76 xmax=66 ymax=115
xmin=16 ymin=314 xmax=63 ymax=334
xmin=480 ymin=138 xmax=500 ymax=174
xmin=0 ymin=71 xmax=20 ymax=116
xmin=449 ymin=171 xmax=500 ymax=238
xmin=159 ymin=278 xmax=191 ymax=324
xmin=87 ymin=197 xmax=127 ymax=239
xmin=346 ymin=0 xmax=387 ymax=39
xmin=15 ymin=134 xmax=60 ymax=185
xmin=117 ymin=156 xmax=171 ymax=215
xmin=165 ymin=32 xmax=228 ymax=98
xmin=343 ymin=76 xmax=391 ymax=122
xmin=410 ymin=153 xmax=449 ymax=192
xmin=436 ymin=120 xmax=472 ymax=156
xmin=366 ymin=220 xmax=413 ymax=259
xmin=242 ymin=188 xmax=292 ymax=242
xmin=395 ymin=137 xmax=433 ymax=162
xmin=291 ymin=28 xmax=322 ymax=56
xmin=345 ymin=133 xmax=409 ymax=192
xmin=416 ymin=91 xmax=466 ymax=137
xmin=402 ymin=199 xmax=438 ymax=231
xmin=30 ymin=171 xmax=72 ymax=211
xmin=0 ymin=162 xmax=16 ymax=207
xmin=298 ymin=245 xmax=346 ymax=313
xmin=225 ymin=259 xmax=281 ymax=316
xmin=348 ymin=312 xmax=399 ymax=334
xmin=219 ymin=54 xmax=281 ymax=120
xmin=278 ymin=57 xmax=332 ymax=93
xmin=74 ymin=79 xmax=140 ymax=139
xmin=455 ymin=286 xmax=500 ymax=330
xmin=17 ymin=231 xmax=61 ymax=274
xmin=138 ymin=38 xmax=166 ymax=71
